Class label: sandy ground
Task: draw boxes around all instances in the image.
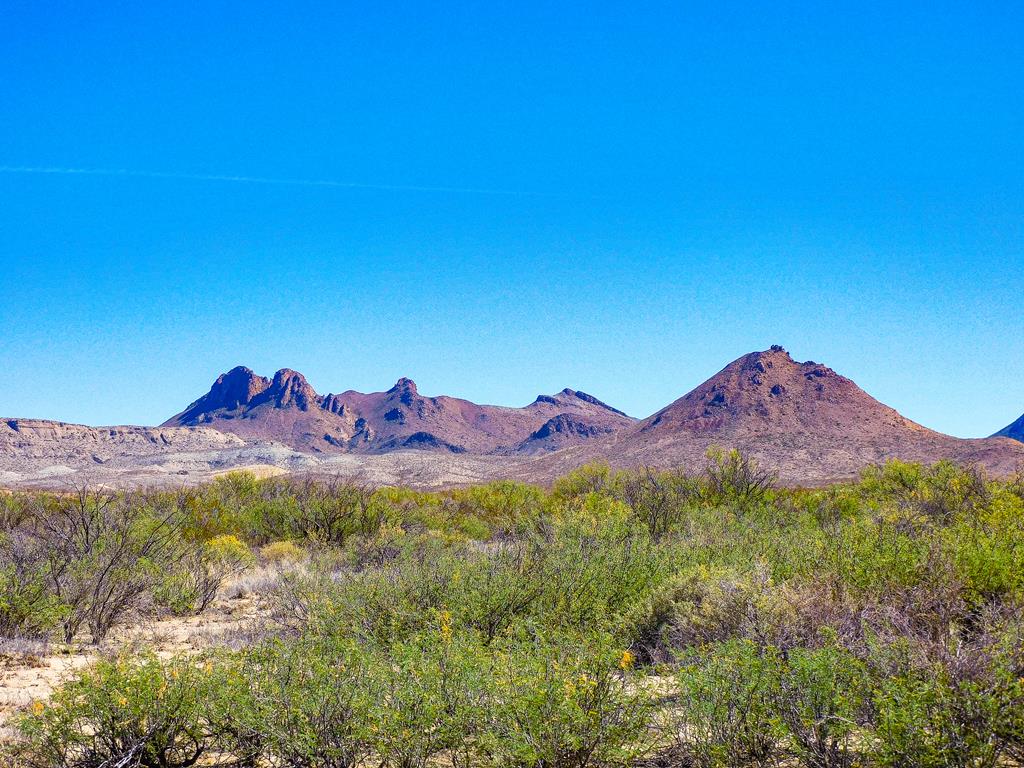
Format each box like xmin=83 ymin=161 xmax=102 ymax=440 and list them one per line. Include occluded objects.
xmin=0 ymin=577 xmax=269 ymax=739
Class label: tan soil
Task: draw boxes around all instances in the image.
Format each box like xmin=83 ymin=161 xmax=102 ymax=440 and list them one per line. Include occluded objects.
xmin=0 ymin=582 xmax=267 ymax=737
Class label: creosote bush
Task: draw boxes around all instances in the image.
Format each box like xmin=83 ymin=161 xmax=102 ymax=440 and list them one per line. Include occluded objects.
xmin=5 ymin=457 xmax=1024 ymax=768
xmin=10 ymin=652 xmax=219 ymax=768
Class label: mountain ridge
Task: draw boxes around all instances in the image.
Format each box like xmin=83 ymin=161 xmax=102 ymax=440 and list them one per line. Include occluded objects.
xmin=162 ymin=368 xmax=636 ymax=456
xmin=4 ymin=347 xmax=1024 ymax=489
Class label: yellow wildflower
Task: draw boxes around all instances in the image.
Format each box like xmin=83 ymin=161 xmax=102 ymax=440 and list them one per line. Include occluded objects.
xmin=619 ymin=650 xmax=635 ymax=670
xmin=31 ymin=700 xmax=45 ymax=716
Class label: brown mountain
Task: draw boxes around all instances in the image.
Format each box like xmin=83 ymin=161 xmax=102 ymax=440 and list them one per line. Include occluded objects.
xmin=6 ymin=349 xmax=1023 ymax=491
xmin=993 ymin=413 xmax=1024 ymax=444
xmin=162 ymin=367 xmax=635 ymax=455
xmin=524 ymin=346 xmax=1024 ymax=484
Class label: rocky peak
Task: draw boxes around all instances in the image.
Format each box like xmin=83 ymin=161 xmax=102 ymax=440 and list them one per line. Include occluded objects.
xmin=532 ymin=389 xmax=628 ymax=417
xmin=321 ymin=393 xmax=347 ymax=416
xmin=163 ymin=366 xmax=272 ymax=425
xmin=387 ymin=378 xmax=420 ymax=406
xmin=255 ymin=369 xmax=319 ymax=411
xmin=390 ymin=377 xmax=418 ymax=393
xmin=745 ymin=345 xmax=793 ymax=371
xmin=737 ymin=346 xmax=840 ymax=388
xmin=208 ymin=366 xmax=271 ymax=410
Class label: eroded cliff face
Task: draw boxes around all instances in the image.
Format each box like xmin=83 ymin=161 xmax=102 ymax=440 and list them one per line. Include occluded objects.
xmin=1 ymin=418 xmax=246 ymax=460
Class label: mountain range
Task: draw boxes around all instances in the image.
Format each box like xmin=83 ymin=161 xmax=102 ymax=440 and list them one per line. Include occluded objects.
xmin=161 ymin=367 xmax=634 ymax=455
xmin=3 ymin=346 xmax=1023 ymax=488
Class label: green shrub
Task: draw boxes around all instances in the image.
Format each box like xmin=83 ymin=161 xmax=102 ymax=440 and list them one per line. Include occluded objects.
xmin=858 ymin=460 xmax=991 ymax=524
xmin=154 ymin=534 xmax=255 ymax=615
xmin=448 ymin=546 xmax=548 ymax=644
xmin=369 ymin=630 xmax=494 ymax=768
xmin=702 ymin=448 xmax=777 ymax=511
xmin=443 ymin=481 xmax=547 ymax=539
xmin=7 ymin=458 xmax=1024 ymax=768
xmin=774 ymin=634 xmax=870 ymax=768
xmin=643 ymin=565 xmax=794 ymax=651
xmin=614 ymin=466 xmax=699 ymax=541
xmin=872 ymin=647 xmax=1024 ymax=768
xmin=550 ymin=462 xmax=613 ymax=503
xmin=819 ymin=515 xmax=936 ymax=599
xmin=215 ymin=637 xmax=376 ymax=768
xmin=0 ymin=531 xmax=67 ymax=640
xmin=10 ymin=653 xmax=219 ymax=768
xmin=947 ymin=521 xmax=1024 ymax=606
xmin=675 ymin=639 xmax=783 ymax=768
xmin=29 ymin=490 xmax=191 ymax=643
xmin=0 ymin=565 xmax=65 ymax=640
xmin=260 ymin=538 xmax=304 ymax=564
xmin=488 ymin=632 xmax=653 ymax=768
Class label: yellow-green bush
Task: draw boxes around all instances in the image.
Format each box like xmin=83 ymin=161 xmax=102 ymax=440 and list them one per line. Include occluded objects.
xmin=260 ymin=539 xmax=304 ymax=564
xmin=7 ymin=456 xmax=1024 ymax=767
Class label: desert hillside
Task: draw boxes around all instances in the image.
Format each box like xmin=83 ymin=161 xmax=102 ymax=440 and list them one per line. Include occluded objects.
xmin=4 ymin=348 xmax=1023 ymax=488
xmin=519 ymin=346 xmax=1024 ymax=484
xmin=162 ymin=367 xmax=634 ymax=455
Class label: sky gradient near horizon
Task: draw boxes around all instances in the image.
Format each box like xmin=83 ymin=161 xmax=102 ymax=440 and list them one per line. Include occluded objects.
xmin=1 ymin=1 xmax=1023 ymax=437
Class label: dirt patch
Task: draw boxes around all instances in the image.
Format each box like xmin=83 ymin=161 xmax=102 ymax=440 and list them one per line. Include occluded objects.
xmin=0 ymin=579 xmax=269 ymax=734
xmin=213 ymin=463 xmax=289 ymax=480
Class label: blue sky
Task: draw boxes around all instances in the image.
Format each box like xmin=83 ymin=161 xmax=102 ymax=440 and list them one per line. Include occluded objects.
xmin=1 ymin=1 xmax=1022 ymax=436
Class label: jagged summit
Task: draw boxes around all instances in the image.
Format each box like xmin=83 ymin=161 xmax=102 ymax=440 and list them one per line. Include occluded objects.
xmin=254 ymin=369 xmax=318 ymax=411
xmin=162 ymin=366 xmax=633 ymax=455
xmin=390 ymin=377 xmax=418 ymax=393
xmin=8 ymin=348 xmax=1024 ymax=488
xmin=166 ymin=367 xmax=320 ymax=424
xmin=168 ymin=366 xmax=271 ymax=424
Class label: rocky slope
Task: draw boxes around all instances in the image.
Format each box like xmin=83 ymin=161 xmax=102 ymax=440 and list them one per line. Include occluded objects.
xmin=0 ymin=418 xmax=257 ymax=487
xmin=162 ymin=367 xmax=635 ymax=455
xmin=5 ymin=348 xmax=1024 ymax=489
xmin=523 ymin=346 xmax=1024 ymax=484
xmin=993 ymin=412 xmax=1024 ymax=443
xmin=1 ymin=419 xmax=246 ymax=462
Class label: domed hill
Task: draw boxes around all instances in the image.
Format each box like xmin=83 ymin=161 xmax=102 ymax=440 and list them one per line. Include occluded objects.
xmin=994 ymin=412 xmax=1024 ymax=443
xmin=162 ymin=367 xmax=635 ymax=455
xmin=520 ymin=346 xmax=1024 ymax=485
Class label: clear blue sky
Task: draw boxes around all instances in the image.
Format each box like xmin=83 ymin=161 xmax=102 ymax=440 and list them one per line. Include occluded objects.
xmin=1 ymin=1 xmax=1022 ymax=437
